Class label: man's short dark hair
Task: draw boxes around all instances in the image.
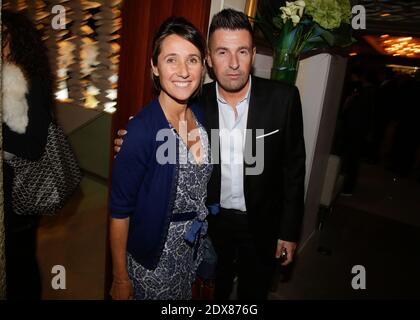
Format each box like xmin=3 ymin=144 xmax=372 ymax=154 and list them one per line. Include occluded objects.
xmin=208 ymin=8 xmax=254 ymax=43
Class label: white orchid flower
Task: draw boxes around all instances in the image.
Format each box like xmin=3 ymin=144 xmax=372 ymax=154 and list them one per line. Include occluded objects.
xmin=280 ymin=0 xmax=307 ymax=24
xmin=282 ymin=6 xmax=292 ymax=16
xmin=295 ymin=0 xmax=306 ymax=8
xmin=291 ymin=14 xmax=301 ymax=26
xmin=298 ymin=6 xmax=304 ymax=17
xmin=281 ymin=12 xmax=288 ymax=23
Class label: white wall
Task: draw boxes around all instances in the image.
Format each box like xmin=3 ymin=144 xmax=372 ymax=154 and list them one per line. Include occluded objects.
xmin=297 ymin=54 xmax=347 ymax=246
xmin=253 ymin=53 xmax=347 ymax=247
xmin=207 ymin=0 xmax=247 ymax=36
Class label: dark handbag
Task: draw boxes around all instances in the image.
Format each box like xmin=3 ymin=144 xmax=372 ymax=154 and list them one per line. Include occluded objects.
xmin=6 ymin=122 xmax=83 ymax=215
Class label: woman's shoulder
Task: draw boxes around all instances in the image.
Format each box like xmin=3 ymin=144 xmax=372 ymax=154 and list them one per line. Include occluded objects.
xmin=127 ymin=100 xmax=159 ymax=127
xmin=124 ymin=99 xmax=169 ymax=145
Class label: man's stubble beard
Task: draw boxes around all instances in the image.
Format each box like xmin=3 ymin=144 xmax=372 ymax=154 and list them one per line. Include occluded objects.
xmin=218 ymin=73 xmax=249 ymax=93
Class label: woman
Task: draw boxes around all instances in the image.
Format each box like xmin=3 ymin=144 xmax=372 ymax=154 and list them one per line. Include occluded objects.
xmin=109 ymin=17 xmax=212 ymax=300
xmin=2 ymin=10 xmax=54 ymax=299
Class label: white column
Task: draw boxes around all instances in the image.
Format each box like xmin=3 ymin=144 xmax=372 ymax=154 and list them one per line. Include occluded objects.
xmin=253 ymin=52 xmax=348 ymax=247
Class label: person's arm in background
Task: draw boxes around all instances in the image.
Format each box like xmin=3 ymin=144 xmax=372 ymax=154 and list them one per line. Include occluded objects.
xmin=3 ymin=77 xmax=52 ymax=160
xmin=276 ymin=86 xmax=306 ymax=266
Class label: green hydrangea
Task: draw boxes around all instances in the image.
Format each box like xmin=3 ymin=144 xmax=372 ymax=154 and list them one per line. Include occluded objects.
xmin=337 ymin=0 xmax=352 ymax=24
xmin=305 ymin=0 xmax=350 ymax=30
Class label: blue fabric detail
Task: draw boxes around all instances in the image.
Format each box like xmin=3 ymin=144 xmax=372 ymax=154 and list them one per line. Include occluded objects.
xmin=184 ymin=219 xmax=203 ymax=245
xmin=170 ymin=211 xmax=197 ymax=222
xmin=207 ymin=203 xmax=220 ymax=215
xmin=170 ymin=212 xmax=205 ymax=261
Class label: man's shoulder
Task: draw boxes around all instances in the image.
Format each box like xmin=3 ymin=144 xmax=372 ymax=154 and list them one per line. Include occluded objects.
xmin=197 ymin=81 xmax=217 ymax=108
xmin=201 ymin=81 xmax=216 ymax=94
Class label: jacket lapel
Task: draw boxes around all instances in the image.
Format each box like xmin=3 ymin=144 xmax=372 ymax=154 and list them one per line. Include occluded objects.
xmin=200 ymin=82 xmax=221 ymax=204
xmin=244 ymin=77 xmax=265 ymax=189
xmin=203 ymin=83 xmax=219 ymax=131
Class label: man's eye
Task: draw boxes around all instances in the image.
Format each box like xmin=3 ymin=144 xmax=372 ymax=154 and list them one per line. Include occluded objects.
xmin=217 ymin=51 xmax=226 ymax=55
xmin=166 ymin=58 xmax=176 ymax=63
xmin=240 ymin=50 xmax=249 ymax=55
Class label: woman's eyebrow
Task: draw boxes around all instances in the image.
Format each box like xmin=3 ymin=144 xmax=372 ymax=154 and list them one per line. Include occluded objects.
xmin=162 ymin=53 xmax=177 ymax=59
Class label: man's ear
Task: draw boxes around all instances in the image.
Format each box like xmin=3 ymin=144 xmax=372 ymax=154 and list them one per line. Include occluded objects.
xmin=151 ymin=59 xmax=159 ymax=77
xmin=251 ymin=46 xmax=257 ymax=64
xmin=206 ymin=50 xmax=213 ymax=68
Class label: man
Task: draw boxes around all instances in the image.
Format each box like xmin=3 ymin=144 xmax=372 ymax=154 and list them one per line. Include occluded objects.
xmin=115 ymin=8 xmax=305 ymax=300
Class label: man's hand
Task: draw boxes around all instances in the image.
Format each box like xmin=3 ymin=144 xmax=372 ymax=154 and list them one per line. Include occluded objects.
xmin=114 ymin=129 xmax=127 ymax=153
xmin=276 ymin=239 xmax=297 ymax=266
xmin=114 ymin=116 xmax=133 ymax=154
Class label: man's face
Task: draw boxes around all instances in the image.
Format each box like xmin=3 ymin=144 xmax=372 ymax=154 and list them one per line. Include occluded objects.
xmin=207 ymin=29 xmax=256 ymax=93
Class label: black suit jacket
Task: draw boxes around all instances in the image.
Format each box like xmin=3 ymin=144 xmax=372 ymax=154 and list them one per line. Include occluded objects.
xmin=198 ymin=76 xmax=306 ymax=261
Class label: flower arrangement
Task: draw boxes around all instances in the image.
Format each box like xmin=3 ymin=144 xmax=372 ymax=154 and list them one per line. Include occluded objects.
xmin=255 ymin=0 xmax=355 ymax=83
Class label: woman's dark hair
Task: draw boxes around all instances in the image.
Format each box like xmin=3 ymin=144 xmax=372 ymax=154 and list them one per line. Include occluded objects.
xmin=2 ymin=9 xmax=55 ymax=111
xmin=208 ymin=8 xmax=254 ymax=46
xmin=151 ymin=16 xmax=206 ymax=93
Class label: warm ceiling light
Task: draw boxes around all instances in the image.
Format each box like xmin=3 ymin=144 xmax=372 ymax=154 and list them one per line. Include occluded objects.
xmin=381 ymin=13 xmax=391 ymax=17
xmin=380 ymin=34 xmax=389 ymax=38
xmin=349 ymin=52 xmax=357 ymax=56
xmin=398 ymin=37 xmax=412 ymax=42
xmin=364 ymin=35 xmax=420 ymax=59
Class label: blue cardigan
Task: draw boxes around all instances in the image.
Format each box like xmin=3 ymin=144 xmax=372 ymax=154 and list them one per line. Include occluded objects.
xmin=110 ymin=99 xmax=204 ymax=270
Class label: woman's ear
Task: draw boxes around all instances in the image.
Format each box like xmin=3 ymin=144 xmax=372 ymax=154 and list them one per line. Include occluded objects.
xmin=151 ymin=59 xmax=159 ymax=77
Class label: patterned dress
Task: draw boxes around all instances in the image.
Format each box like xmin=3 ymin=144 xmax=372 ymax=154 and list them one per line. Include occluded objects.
xmin=127 ymin=118 xmax=212 ymax=300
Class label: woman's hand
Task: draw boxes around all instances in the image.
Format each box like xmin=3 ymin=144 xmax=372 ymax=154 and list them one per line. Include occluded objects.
xmin=110 ymin=278 xmax=134 ymax=300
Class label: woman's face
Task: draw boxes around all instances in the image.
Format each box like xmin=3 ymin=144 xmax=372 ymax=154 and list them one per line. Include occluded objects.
xmin=152 ymin=34 xmax=203 ymax=104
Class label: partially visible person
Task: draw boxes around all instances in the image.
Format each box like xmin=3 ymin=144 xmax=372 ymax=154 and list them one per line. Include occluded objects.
xmin=338 ymin=68 xmax=375 ymax=195
xmin=389 ymin=76 xmax=420 ymax=176
xmin=2 ymin=9 xmax=54 ymax=300
xmin=109 ymin=16 xmax=212 ymax=300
